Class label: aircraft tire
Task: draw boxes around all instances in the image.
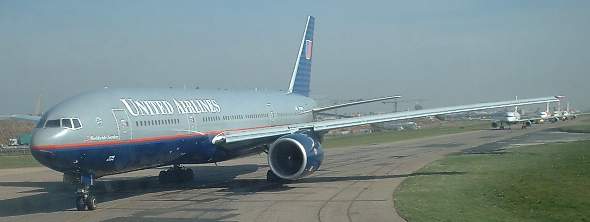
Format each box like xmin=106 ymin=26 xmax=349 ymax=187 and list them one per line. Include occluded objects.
xmin=85 ymin=194 xmax=97 ymax=211
xmin=158 ymin=171 xmax=171 ymax=184
xmin=181 ymin=169 xmax=194 ymax=182
xmin=266 ymin=170 xmax=286 ymax=183
xmin=75 ymin=196 xmax=86 ymax=211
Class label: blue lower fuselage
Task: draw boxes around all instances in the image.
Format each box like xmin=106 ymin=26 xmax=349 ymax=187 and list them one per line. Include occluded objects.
xmin=31 ymin=133 xmax=274 ymax=178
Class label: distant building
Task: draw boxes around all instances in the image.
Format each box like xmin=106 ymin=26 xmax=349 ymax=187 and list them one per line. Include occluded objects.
xmin=18 ymin=133 xmax=32 ymax=145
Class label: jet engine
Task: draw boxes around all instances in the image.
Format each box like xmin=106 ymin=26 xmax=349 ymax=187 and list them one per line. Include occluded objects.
xmin=491 ymin=122 xmax=499 ymax=128
xmin=524 ymin=121 xmax=532 ymax=127
xmin=267 ymin=132 xmax=324 ymax=180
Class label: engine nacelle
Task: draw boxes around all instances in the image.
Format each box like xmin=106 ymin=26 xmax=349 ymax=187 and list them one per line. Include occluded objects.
xmin=268 ymin=132 xmax=324 ymax=180
xmin=524 ymin=121 xmax=532 ymax=127
xmin=491 ymin=122 xmax=499 ymax=128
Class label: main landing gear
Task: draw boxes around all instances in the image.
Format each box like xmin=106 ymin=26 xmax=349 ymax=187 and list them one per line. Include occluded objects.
xmin=75 ymin=174 xmax=97 ymax=211
xmin=158 ymin=165 xmax=194 ymax=184
xmin=266 ymin=170 xmax=286 ymax=183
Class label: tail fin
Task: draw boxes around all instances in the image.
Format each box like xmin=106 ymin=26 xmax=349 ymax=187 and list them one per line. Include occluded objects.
xmin=288 ymin=16 xmax=315 ymax=97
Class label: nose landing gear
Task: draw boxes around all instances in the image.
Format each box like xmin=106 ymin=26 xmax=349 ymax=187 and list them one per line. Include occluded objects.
xmin=75 ymin=174 xmax=97 ymax=211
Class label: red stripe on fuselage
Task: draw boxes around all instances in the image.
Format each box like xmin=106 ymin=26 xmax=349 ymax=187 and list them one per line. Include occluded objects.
xmin=30 ymin=124 xmax=286 ymax=151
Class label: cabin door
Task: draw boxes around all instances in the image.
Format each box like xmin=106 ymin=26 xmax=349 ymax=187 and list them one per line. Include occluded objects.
xmin=266 ymin=102 xmax=275 ymax=125
xmin=188 ymin=115 xmax=198 ymax=133
xmin=112 ymin=109 xmax=132 ymax=140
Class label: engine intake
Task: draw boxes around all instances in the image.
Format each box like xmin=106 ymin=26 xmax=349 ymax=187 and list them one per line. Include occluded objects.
xmin=268 ymin=132 xmax=324 ymax=180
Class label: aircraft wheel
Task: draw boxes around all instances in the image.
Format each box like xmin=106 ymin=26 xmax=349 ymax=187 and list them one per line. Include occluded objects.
xmin=75 ymin=196 xmax=86 ymax=211
xmin=181 ymin=169 xmax=194 ymax=182
xmin=266 ymin=170 xmax=286 ymax=183
xmin=85 ymin=194 xmax=97 ymax=211
xmin=158 ymin=171 xmax=171 ymax=184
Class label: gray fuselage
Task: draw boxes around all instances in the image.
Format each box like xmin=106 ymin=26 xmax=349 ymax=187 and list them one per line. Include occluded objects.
xmin=30 ymin=88 xmax=316 ymax=177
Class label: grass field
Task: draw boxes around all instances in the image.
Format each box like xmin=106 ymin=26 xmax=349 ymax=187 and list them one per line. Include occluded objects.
xmin=0 ymin=155 xmax=40 ymax=169
xmin=323 ymin=120 xmax=488 ymax=148
xmin=395 ymin=140 xmax=590 ymax=222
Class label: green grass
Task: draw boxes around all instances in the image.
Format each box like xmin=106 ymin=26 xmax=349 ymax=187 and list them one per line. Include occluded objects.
xmin=395 ymin=140 xmax=590 ymax=222
xmin=559 ymin=124 xmax=590 ymax=133
xmin=0 ymin=155 xmax=40 ymax=169
xmin=323 ymin=121 xmax=488 ymax=148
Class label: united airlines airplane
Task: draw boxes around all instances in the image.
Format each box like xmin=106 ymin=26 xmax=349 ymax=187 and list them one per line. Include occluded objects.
xmin=29 ymin=16 xmax=560 ymax=211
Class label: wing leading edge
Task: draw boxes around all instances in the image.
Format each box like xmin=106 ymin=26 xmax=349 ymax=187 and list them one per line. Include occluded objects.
xmin=221 ymin=96 xmax=560 ymax=144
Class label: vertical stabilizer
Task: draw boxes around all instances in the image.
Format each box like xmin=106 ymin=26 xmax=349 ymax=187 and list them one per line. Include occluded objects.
xmin=514 ymin=96 xmax=518 ymax=113
xmin=34 ymin=94 xmax=43 ymax=116
xmin=288 ymin=16 xmax=315 ymax=97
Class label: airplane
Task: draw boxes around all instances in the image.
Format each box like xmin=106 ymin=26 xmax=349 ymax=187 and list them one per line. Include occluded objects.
xmin=490 ymin=107 xmax=538 ymax=129
xmin=555 ymin=102 xmax=577 ymax=121
xmin=28 ymin=16 xmax=560 ymax=211
xmin=0 ymin=95 xmax=43 ymax=122
xmin=535 ymin=102 xmax=562 ymax=123
xmin=489 ymin=96 xmax=565 ymax=129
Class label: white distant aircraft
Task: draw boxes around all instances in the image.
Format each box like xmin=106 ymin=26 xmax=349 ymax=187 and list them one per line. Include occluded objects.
xmin=490 ymin=108 xmax=529 ymax=129
xmin=491 ymin=99 xmax=561 ymax=129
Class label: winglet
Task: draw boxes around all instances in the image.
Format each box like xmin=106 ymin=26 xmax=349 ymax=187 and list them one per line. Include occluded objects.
xmin=288 ymin=16 xmax=315 ymax=97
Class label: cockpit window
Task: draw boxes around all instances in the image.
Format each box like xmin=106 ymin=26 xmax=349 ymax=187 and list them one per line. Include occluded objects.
xmin=61 ymin=119 xmax=73 ymax=129
xmin=45 ymin=120 xmax=61 ymax=128
xmin=43 ymin=118 xmax=83 ymax=129
xmin=73 ymin=119 xmax=82 ymax=128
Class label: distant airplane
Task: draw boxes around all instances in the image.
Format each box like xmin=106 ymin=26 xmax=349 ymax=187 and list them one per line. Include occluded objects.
xmin=28 ymin=16 xmax=560 ymax=211
xmin=490 ymin=108 xmax=539 ymax=129
xmin=553 ymin=102 xmax=578 ymax=121
xmin=0 ymin=95 xmax=43 ymax=122
xmin=490 ymin=101 xmax=561 ymax=129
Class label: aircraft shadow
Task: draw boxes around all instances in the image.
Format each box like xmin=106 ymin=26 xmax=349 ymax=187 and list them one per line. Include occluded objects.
xmin=0 ymin=164 xmax=259 ymax=217
xmin=0 ymin=165 xmax=463 ymax=218
xmin=296 ymin=171 xmax=465 ymax=184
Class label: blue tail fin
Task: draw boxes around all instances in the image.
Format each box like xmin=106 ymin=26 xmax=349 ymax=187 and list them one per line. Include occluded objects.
xmin=288 ymin=16 xmax=315 ymax=97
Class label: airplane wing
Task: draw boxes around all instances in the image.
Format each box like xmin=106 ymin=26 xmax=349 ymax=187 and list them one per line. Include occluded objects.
xmin=0 ymin=114 xmax=41 ymax=122
xmin=307 ymin=96 xmax=401 ymax=113
xmin=218 ymin=96 xmax=560 ymax=144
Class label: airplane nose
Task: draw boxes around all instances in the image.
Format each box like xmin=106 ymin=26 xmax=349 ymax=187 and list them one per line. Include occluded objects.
xmin=30 ymin=128 xmax=66 ymax=149
xmin=30 ymin=128 xmax=82 ymax=172
xmin=30 ymin=129 xmax=59 ymax=170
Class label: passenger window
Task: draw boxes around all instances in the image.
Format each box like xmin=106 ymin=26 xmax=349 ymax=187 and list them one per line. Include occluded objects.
xmin=73 ymin=118 xmax=82 ymax=128
xmin=61 ymin=119 xmax=73 ymax=129
xmin=45 ymin=119 xmax=61 ymax=128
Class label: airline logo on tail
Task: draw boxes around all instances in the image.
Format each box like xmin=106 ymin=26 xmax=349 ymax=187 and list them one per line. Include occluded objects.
xmin=288 ymin=16 xmax=315 ymax=97
xmin=305 ymin=40 xmax=313 ymax=60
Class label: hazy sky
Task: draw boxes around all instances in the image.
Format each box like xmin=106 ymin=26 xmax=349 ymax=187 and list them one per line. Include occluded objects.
xmin=1 ymin=0 xmax=588 ymax=114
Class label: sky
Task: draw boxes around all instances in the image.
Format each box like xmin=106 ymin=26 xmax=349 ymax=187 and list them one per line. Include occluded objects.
xmin=1 ymin=0 xmax=589 ymax=114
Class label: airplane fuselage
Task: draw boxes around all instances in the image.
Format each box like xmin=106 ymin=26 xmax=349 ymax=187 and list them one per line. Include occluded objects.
xmin=492 ymin=111 xmax=521 ymax=123
xmin=31 ymin=88 xmax=317 ymax=178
